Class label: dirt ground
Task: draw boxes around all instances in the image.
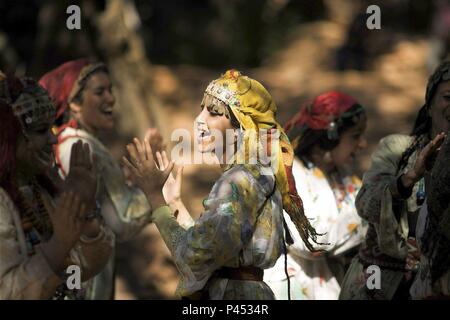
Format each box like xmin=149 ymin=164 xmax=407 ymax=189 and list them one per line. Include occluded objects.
xmin=113 ymin=20 xmax=431 ymax=299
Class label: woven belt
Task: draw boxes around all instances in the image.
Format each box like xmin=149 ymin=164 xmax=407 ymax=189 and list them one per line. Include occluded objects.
xmin=181 ymin=266 xmax=264 ymax=300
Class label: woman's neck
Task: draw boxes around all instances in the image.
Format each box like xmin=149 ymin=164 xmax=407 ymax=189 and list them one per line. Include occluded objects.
xmin=76 ymin=118 xmax=98 ymax=136
xmin=219 ymin=140 xmax=239 ymax=170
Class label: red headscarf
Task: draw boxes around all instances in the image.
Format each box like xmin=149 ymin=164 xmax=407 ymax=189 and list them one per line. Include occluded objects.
xmin=284 ymin=91 xmax=358 ymax=133
xmin=39 ymin=59 xmax=91 ymax=121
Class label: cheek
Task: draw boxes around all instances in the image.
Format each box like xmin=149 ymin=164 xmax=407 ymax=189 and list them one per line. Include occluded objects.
xmin=82 ymin=97 xmax=102 ymax=118
xmin=332 ymin=140 xmax=354 ymax=162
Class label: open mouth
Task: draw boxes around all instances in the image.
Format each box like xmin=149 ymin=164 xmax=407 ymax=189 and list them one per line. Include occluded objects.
xmin=101 ymin=107 xmax=114 ymax=117
xmin=197 ymin=129 xmax=211 ymax=143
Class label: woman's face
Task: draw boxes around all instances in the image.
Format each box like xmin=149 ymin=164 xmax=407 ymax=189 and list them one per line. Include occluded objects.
xmin=195 ymin=94 xmax=235 ymax=154
xmin=16 ymin=118 xmax=57 ymax=175
xmin=330 ymin=114 xmax=367 ymax=167
xmin=429 ymin=80 xmax=450 ymax=137
xmin=71 ymin=71 xmax=116 ymax=132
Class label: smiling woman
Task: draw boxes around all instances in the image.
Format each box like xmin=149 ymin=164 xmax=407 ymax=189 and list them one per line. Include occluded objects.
xmin=122 ymin=70 xmax=322 ymax=300
xmin=264 ymin=91 xmax=369 ymax=300
xmin=69 ymin=71 xmax=116 ymax=133
xmin=39 ymin=59 xmax=153 ymax=300
xmin=0 ymin=72 xmax=112 ymax=300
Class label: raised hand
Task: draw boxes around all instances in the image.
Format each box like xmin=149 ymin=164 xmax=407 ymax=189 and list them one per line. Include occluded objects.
xmin=42 ymin=192 xmax=87 ymax=274
xmin=158 ymin=150 xmax=184 ymax=205
xmin=122 ymin=137 xmax=174 ymax=207
xmin=405 ymin=132 xmax=446 ymax=186
xmin=45 ymin=161 xmax=65 ymax=193
xmin=64 ymin=140 xmax=98 ymax=218
xmin=51 ymin=192 xmax=86 ymax=248
xmin=145 ymin=127 xmax=166 ymax=160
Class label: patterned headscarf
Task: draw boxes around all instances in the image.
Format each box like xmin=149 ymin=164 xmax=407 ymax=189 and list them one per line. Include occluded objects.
xmin=204 ymin=70 xmax=322 ymax=251
xmin=284 ymin=91 xmax=364 ymax=150
xmin=0 ymin=71 xmax=55 ymax=136
xmin=39 ymin=59 xmax=107 ymax=122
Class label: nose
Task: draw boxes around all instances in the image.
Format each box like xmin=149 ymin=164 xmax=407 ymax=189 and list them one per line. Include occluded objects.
xmin=106 ymin=89 xmax=116 ymax=106
xmin=195 ymin=108 xmax=208 ymax=125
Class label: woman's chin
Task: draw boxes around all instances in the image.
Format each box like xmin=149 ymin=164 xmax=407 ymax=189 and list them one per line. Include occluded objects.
xmin=97 ymin=117 xmax=115 ymax=131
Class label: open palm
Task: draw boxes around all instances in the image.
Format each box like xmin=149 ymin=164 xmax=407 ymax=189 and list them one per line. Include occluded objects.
xmin=123 ymin=137 xmax=174 ymax=196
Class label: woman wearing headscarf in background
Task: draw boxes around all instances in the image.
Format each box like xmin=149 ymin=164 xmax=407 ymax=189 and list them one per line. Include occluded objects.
xmin=122 ymin=70 xmax=322 ymax=299
xmin=0 ymin=72 xmax=113 ymax=299
xmin=409 ymin=61 xmax=450 ymax=299
xmin=39 ymin=59 xmax=152 ymax=300
xmin=339 ymin=61 xmax=450 ymax=300
xmin=264 ymin=91 xmax=368 ymax=300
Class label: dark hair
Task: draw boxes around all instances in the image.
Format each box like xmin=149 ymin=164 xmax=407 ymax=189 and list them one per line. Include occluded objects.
xmin=0 ymin=100 xmax=22 ymax=205
xmin=71 ymin=66 xmax=109 ymax=105
xmin=294 ymin=103 xmax=365 ymax=158
xmin=226 ymin=106 xmax=241 ymax=129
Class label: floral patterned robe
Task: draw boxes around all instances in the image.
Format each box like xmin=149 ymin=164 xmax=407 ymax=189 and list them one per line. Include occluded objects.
xmin=264 ymin=158 xmax=367 ymax=300
xmin=152 ymin=163 xmax=284 ymax=299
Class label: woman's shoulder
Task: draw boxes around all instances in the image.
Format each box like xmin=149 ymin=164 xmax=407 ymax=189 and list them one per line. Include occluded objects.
xmin=370 ymin=134 xmax=415 ymax=164
xmin=58 ymin=127 xmax=105 ymax=150
xmin=222 ymin=163 xmax=275 ymax=194
xmin=57 ymin=127 xmax=111 ymax=159
xmin=378 ymin=134 xmax=414 ymax=150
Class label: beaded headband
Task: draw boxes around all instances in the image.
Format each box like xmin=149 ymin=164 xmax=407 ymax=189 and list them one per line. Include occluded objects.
xmin=68 ymin=62 xmax=107 ymax=102
xmin=204 ymin=81 xmax=242 ymax=110
xmin=12 ymin=81 xmax=56 ymax=127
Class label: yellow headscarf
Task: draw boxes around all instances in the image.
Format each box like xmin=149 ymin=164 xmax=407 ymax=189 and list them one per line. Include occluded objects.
xmin=204 ymin=70 xmax=322 ymax=251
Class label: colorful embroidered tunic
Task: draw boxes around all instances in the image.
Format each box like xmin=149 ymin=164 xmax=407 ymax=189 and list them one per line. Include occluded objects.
xmin=152 ymin=163 xmax=284 ymax=299
xmin=0 ymin=187 xmax=113 ymax=299
xmin=55 ymin=126 xmax=152 ymax=299
xmin=264 ymin=158 xmax=367 ymax=299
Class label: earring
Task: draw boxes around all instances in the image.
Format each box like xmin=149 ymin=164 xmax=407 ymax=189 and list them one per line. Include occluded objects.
xmin=324 ymin=151 xmax=332 ymax=163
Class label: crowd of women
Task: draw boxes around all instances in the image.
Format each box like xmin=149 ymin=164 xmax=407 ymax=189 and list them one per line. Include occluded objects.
xmin=1 ymin=57 xmax=449 ymax=300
